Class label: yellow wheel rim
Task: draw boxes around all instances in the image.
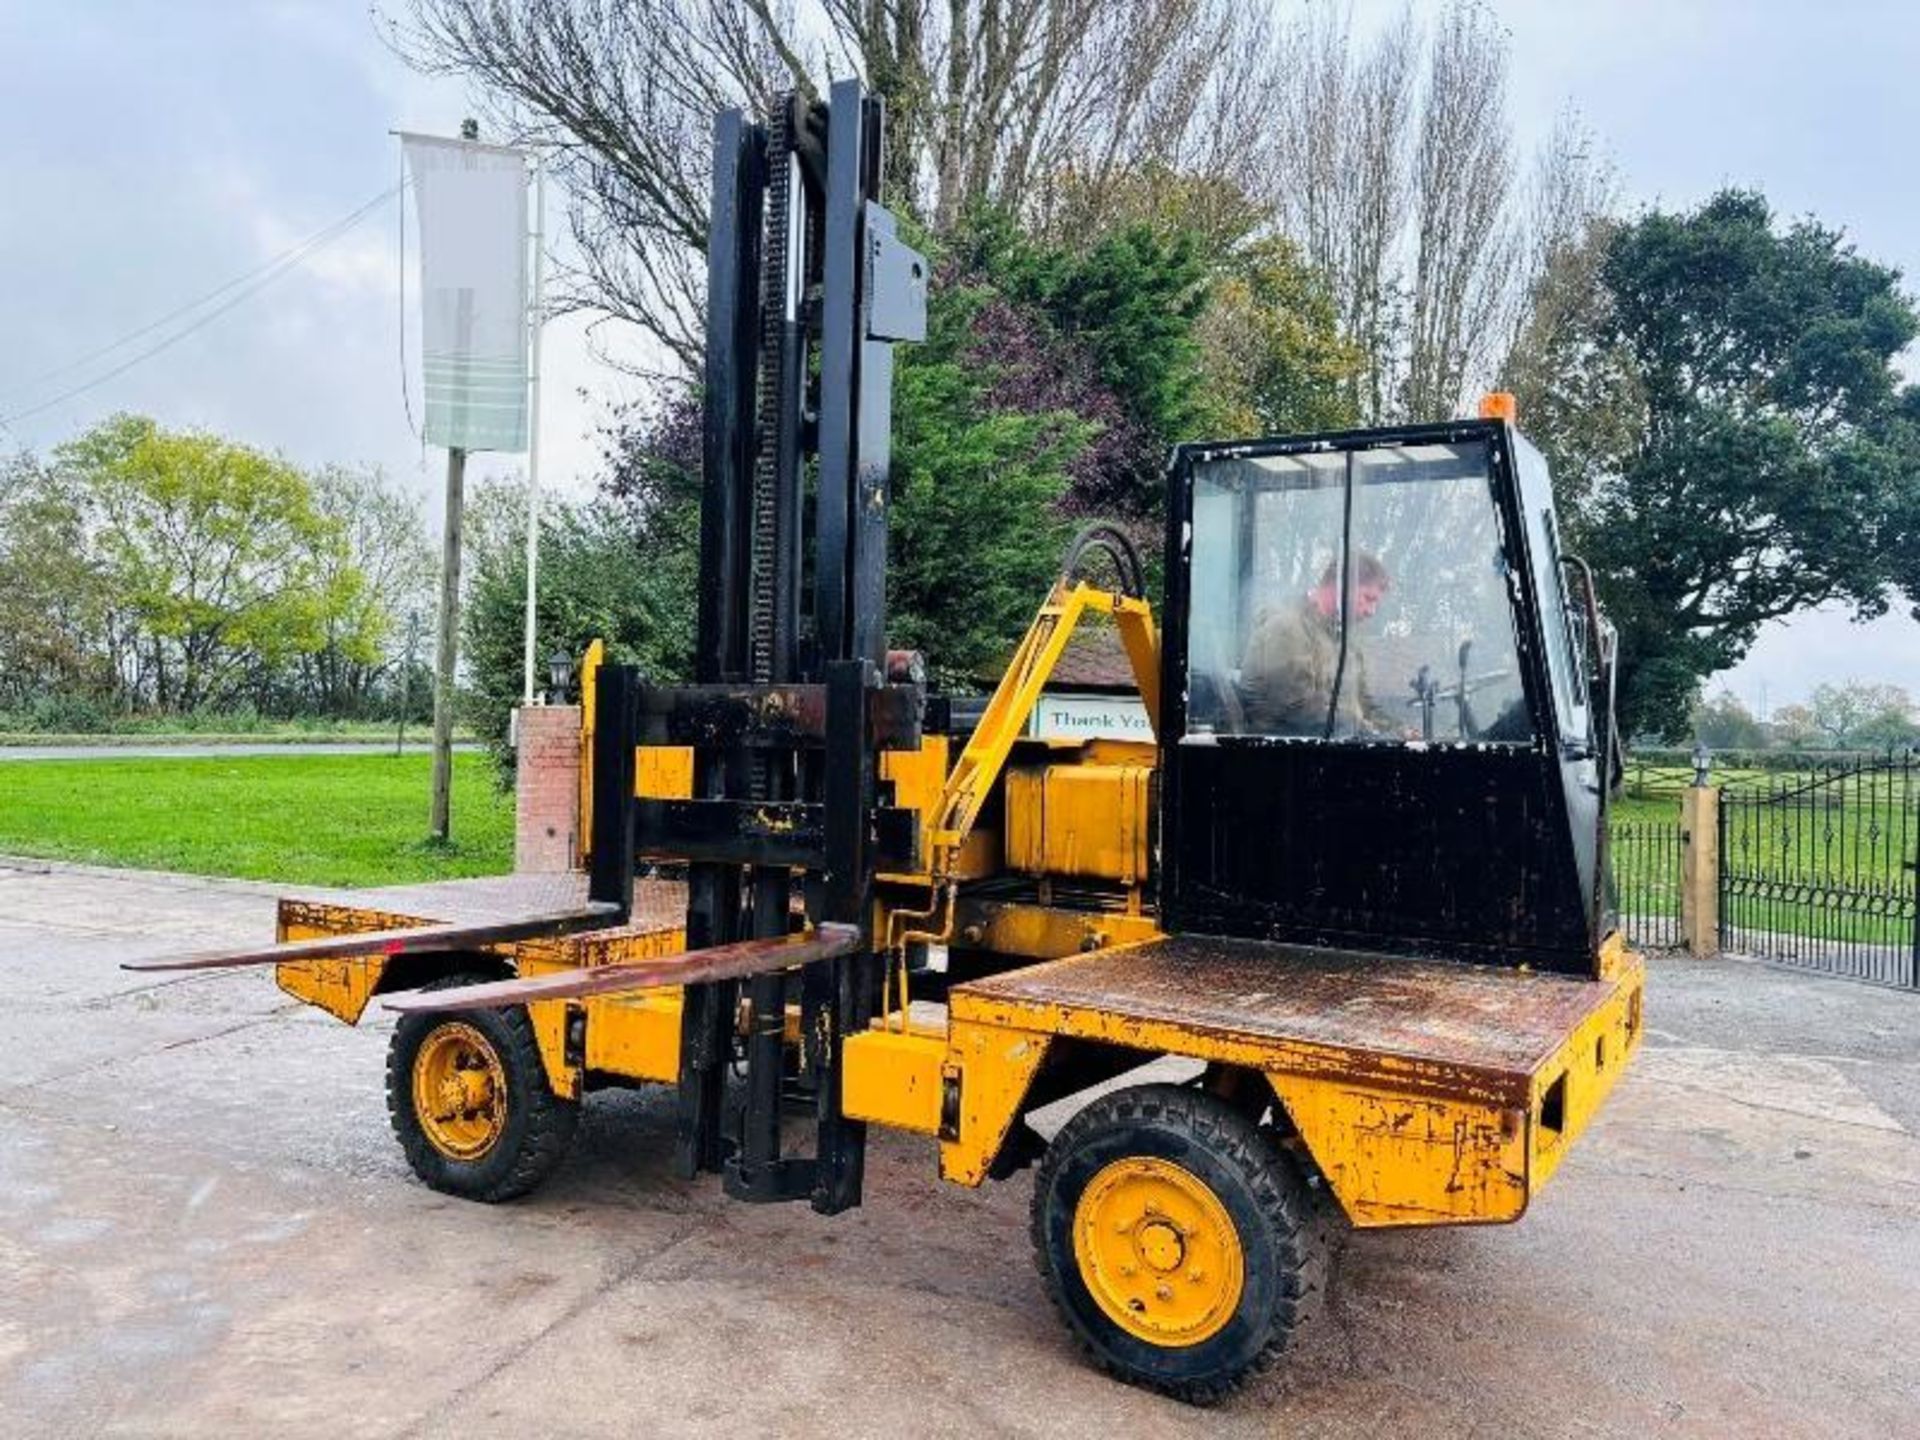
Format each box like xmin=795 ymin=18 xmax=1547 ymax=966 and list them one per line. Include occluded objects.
xmin=412 ymin=1022 xmax=508 ymax=1161
xmin=1072 ymin=1157 xmax=1245 ymax=1347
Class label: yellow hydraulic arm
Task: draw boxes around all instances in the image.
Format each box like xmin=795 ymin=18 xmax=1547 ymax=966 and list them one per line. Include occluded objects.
xmin=924 ymin=578 xmax=1158 ymax=878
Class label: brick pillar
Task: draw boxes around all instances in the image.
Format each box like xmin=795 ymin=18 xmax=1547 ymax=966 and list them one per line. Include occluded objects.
xmin=515 ymin=704 xmax=582 ymax=873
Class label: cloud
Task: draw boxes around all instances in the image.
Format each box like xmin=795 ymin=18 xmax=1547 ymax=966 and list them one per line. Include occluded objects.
xmin=1717 ymin=604 xmax=1920 ymax=713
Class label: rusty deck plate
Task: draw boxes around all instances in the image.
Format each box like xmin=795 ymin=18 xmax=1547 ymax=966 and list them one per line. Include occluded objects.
xmin=955 ymin=935 xmax=1623 ymax=1100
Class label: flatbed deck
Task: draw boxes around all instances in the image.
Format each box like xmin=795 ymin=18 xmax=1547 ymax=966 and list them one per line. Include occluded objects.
xmin=954 ymin=934 xmax=1639 ymax=1108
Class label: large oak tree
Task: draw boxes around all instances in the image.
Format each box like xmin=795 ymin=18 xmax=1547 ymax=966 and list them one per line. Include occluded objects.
xmin=1508 ymin=190 xmax=1920 ymax=738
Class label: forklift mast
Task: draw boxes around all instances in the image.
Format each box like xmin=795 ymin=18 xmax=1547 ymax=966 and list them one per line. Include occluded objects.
xmin=589 ymin=80 xmax=928 ymax=1213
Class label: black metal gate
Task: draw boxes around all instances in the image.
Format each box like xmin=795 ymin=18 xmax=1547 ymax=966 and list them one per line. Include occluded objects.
xmin=1719 ymin=751 xmax=1920 ymax=988
xmin=1609 ymin=817 xmax=1685 ymax=950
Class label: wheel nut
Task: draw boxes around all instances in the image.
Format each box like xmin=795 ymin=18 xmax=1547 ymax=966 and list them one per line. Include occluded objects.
xmin=1155 ymin=1283 xmax=1174 ymax=1301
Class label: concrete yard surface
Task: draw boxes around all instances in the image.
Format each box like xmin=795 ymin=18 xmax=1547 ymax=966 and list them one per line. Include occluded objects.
xmin=1 ymin=858 xmax=1916 ymax=1438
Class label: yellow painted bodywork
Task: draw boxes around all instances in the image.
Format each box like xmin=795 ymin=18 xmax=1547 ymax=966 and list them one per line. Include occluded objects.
xmin=577 ymin=638 xmax=605 ymax=862
xmin=576 ymin=640 xmax=695 ymax=865
xmin=923 ymin=581 xmax=1159 ymax=875
xmin=951 ymin=897 xmax=1159 ymax=960
xmin=585 ymin=990 xmax=683 ymax=1082
xmin=1266 ymin=958 xmax=1644 ymax=1226
xmin=878 ymin=735 xmax=947 ymax=877
xmin=274 ymin=908 xmax=418 ymax=1024
xmin=638 ymin=746 xmax=694 ymax=799
xmin=1005 ymin=762 xmax=1152 ymax=884
xmin=938 ymin=949 xmax=1646 ymax=1226
xmin=1597 ymin=927 xmax=1632 ymax=980
xmin=1264 ymin=1073 xmax=1530 ymax=1226
xmin=1527 ymin=950 xmax=1645 ymax=1193
xmin=842 ymin=1023 xmax=948 ymax=1135
xmin=273 ymin=898 xmax=688 ymax=1102
xmin=286 ymin=611 xmax=1644 ymax=1237
xmin=941 ymin=1017 xmax=1054 ymax=1184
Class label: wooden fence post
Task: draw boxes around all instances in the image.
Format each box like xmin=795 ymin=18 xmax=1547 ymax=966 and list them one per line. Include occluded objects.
xmin=1680 ymin=774 xmax=1720 ymax=956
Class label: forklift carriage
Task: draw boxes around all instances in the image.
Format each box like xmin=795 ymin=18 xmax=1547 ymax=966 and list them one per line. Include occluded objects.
xmin=129 ymin=81 xmax=1642 ymax=1405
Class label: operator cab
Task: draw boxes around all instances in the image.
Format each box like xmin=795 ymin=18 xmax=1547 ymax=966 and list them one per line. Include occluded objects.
xmin=1160 ymin=411 xmax=1616 ymax=976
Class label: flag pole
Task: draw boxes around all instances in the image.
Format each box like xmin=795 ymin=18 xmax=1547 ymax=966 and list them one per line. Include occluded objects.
xmin=521 ymin=150 xmax=547 ymax=704
xmin=429 ymin=443 xmax=466 ymax=841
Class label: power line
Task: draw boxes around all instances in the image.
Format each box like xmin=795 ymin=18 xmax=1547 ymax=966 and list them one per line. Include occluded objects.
xmin=0 ymin=183 xmax=404 ymax=428
xmin=0 ymin=187 xmax=387 ymax=406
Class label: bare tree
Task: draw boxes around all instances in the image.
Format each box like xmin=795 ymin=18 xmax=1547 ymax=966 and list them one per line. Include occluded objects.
xmin=389 ymin=0 xmax=1269 ymax=374
xmin=1271 ymin=9 xmax=1414 ymax=423
xmin=1264 ymin=4 xmax=1611 ymax=424
xmin=1402 ymin=4 xmax=1517 ymax=421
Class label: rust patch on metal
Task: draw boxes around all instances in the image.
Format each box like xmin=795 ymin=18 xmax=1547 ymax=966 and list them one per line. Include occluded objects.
xmin=958 ymin=935 xmax=1623 ymax=1107
xmin=382 ymin=923 xmax=860 ymax=1012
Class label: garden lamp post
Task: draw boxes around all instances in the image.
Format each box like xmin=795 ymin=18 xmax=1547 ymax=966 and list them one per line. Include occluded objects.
xmin=548 ymin=648 xmax=574 ymax=705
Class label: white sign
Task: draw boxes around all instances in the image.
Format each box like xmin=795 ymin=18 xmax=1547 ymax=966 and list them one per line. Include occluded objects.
xmin=403 ymin=135 xmax=529 ymax=452
xmin=1030 ymin=693 xmax=1153 ymax=740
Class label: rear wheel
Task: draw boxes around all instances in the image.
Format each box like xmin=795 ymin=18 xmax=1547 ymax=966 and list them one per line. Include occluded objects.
xmin=1030 ymin=1083 xmax=1317 ymax=1405
xmin=385 ymin=974 xmax=579 ymax=1202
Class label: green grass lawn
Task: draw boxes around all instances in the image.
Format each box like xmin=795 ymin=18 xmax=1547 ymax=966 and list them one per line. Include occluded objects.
xmin=0 ymin=720 xmax=473 ymax=747
xmin=1608 ymin=794 xmax=1687 ymax=921
xmin=0 ymin=748 xmax=1902 ymax=947
xmin=0 ymin=753 xmax=513 ymax=888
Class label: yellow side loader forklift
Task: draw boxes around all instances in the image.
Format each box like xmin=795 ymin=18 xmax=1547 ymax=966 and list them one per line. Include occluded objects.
xmin=132 ymin=81 xmax=1642 ymax=1403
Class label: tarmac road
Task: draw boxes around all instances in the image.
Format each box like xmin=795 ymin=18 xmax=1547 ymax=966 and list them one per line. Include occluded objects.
xmin=1 ymin=856 xmax=1916 ymax=1438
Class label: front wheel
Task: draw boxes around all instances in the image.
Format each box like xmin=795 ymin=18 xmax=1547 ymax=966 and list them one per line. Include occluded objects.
xmin=1030 ymin=1083 xmax=1319 ymax=1405
xmin=385 ymin=975 xmax=579 ymax=1202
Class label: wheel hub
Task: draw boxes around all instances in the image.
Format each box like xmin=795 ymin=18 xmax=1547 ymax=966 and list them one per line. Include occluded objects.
xmin=412 ymin=1022 xmax=508 ymax=1161
xmin=1136 ymin=1219 xmax=1186 ymax=1272
xmin=1072 ymin=1156 xmax=1245 ymax=1346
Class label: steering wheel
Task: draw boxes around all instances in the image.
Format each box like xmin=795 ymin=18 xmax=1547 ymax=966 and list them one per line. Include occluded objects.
xmin=1410 ymin=639 xmax=1514 ymax=740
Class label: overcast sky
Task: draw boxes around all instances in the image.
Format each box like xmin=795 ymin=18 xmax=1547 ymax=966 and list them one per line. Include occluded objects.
xmin=1 ymin=0 xmax=1916 ymax=712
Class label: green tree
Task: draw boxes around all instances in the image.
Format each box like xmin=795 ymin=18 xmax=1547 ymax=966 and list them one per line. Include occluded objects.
xmin=1690 ymin=689 xmax=1765 ymax=750
xmin=298 ymin=465 xmax=434 ymax=716
xmin=888 ymin=281 xmax=1092 ymax=686
xmin=1196 ymin=237 xmax=1362 ymax=438
xmin=1807 ymin=680 xmax=1918 ymax=750
xmin=54 ymin=415 xmax=350 ymax=712
xmin=1766 ymin=702 xmax=1819 ymax=750
xmin=995 ymin=222 xmax=1211 ymax=451
xmin=462 ymin=476 xmax=699 ymax=767
xmin=0 ymin=450 xmax=114 ymax=717
xmin=1510 ymin=192 xmax=1920 ymax=738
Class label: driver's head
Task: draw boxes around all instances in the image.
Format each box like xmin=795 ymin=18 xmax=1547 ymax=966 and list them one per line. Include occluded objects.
xmin=1313 ymin=552 xmax=1389 ymax=622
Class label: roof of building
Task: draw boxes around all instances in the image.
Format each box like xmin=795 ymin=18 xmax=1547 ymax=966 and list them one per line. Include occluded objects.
xmin=975 ymin=615 xmax=1143 ymax=695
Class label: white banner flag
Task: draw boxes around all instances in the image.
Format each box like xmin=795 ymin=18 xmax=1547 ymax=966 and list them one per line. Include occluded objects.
xmin=403 ymin=135 xmax=529 ymax=453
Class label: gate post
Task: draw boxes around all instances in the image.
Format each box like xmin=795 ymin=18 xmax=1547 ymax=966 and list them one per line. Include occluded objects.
xmin=1680 ymin=746 xmax=1720 ymax=956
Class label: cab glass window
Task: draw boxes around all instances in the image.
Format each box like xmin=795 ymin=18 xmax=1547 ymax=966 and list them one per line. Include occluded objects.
xmin=1514 ymin=439 xmax=1591 ymax=745
xmin=1184 ymin=440 xmax=1531 ymax=745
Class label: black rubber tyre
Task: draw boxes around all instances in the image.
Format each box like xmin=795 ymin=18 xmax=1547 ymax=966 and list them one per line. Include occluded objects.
xmin=1030 ymin=1083 xmax=1318 ymax=1405
xmin=385 ymin=974 xmax=580 ymax=1203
